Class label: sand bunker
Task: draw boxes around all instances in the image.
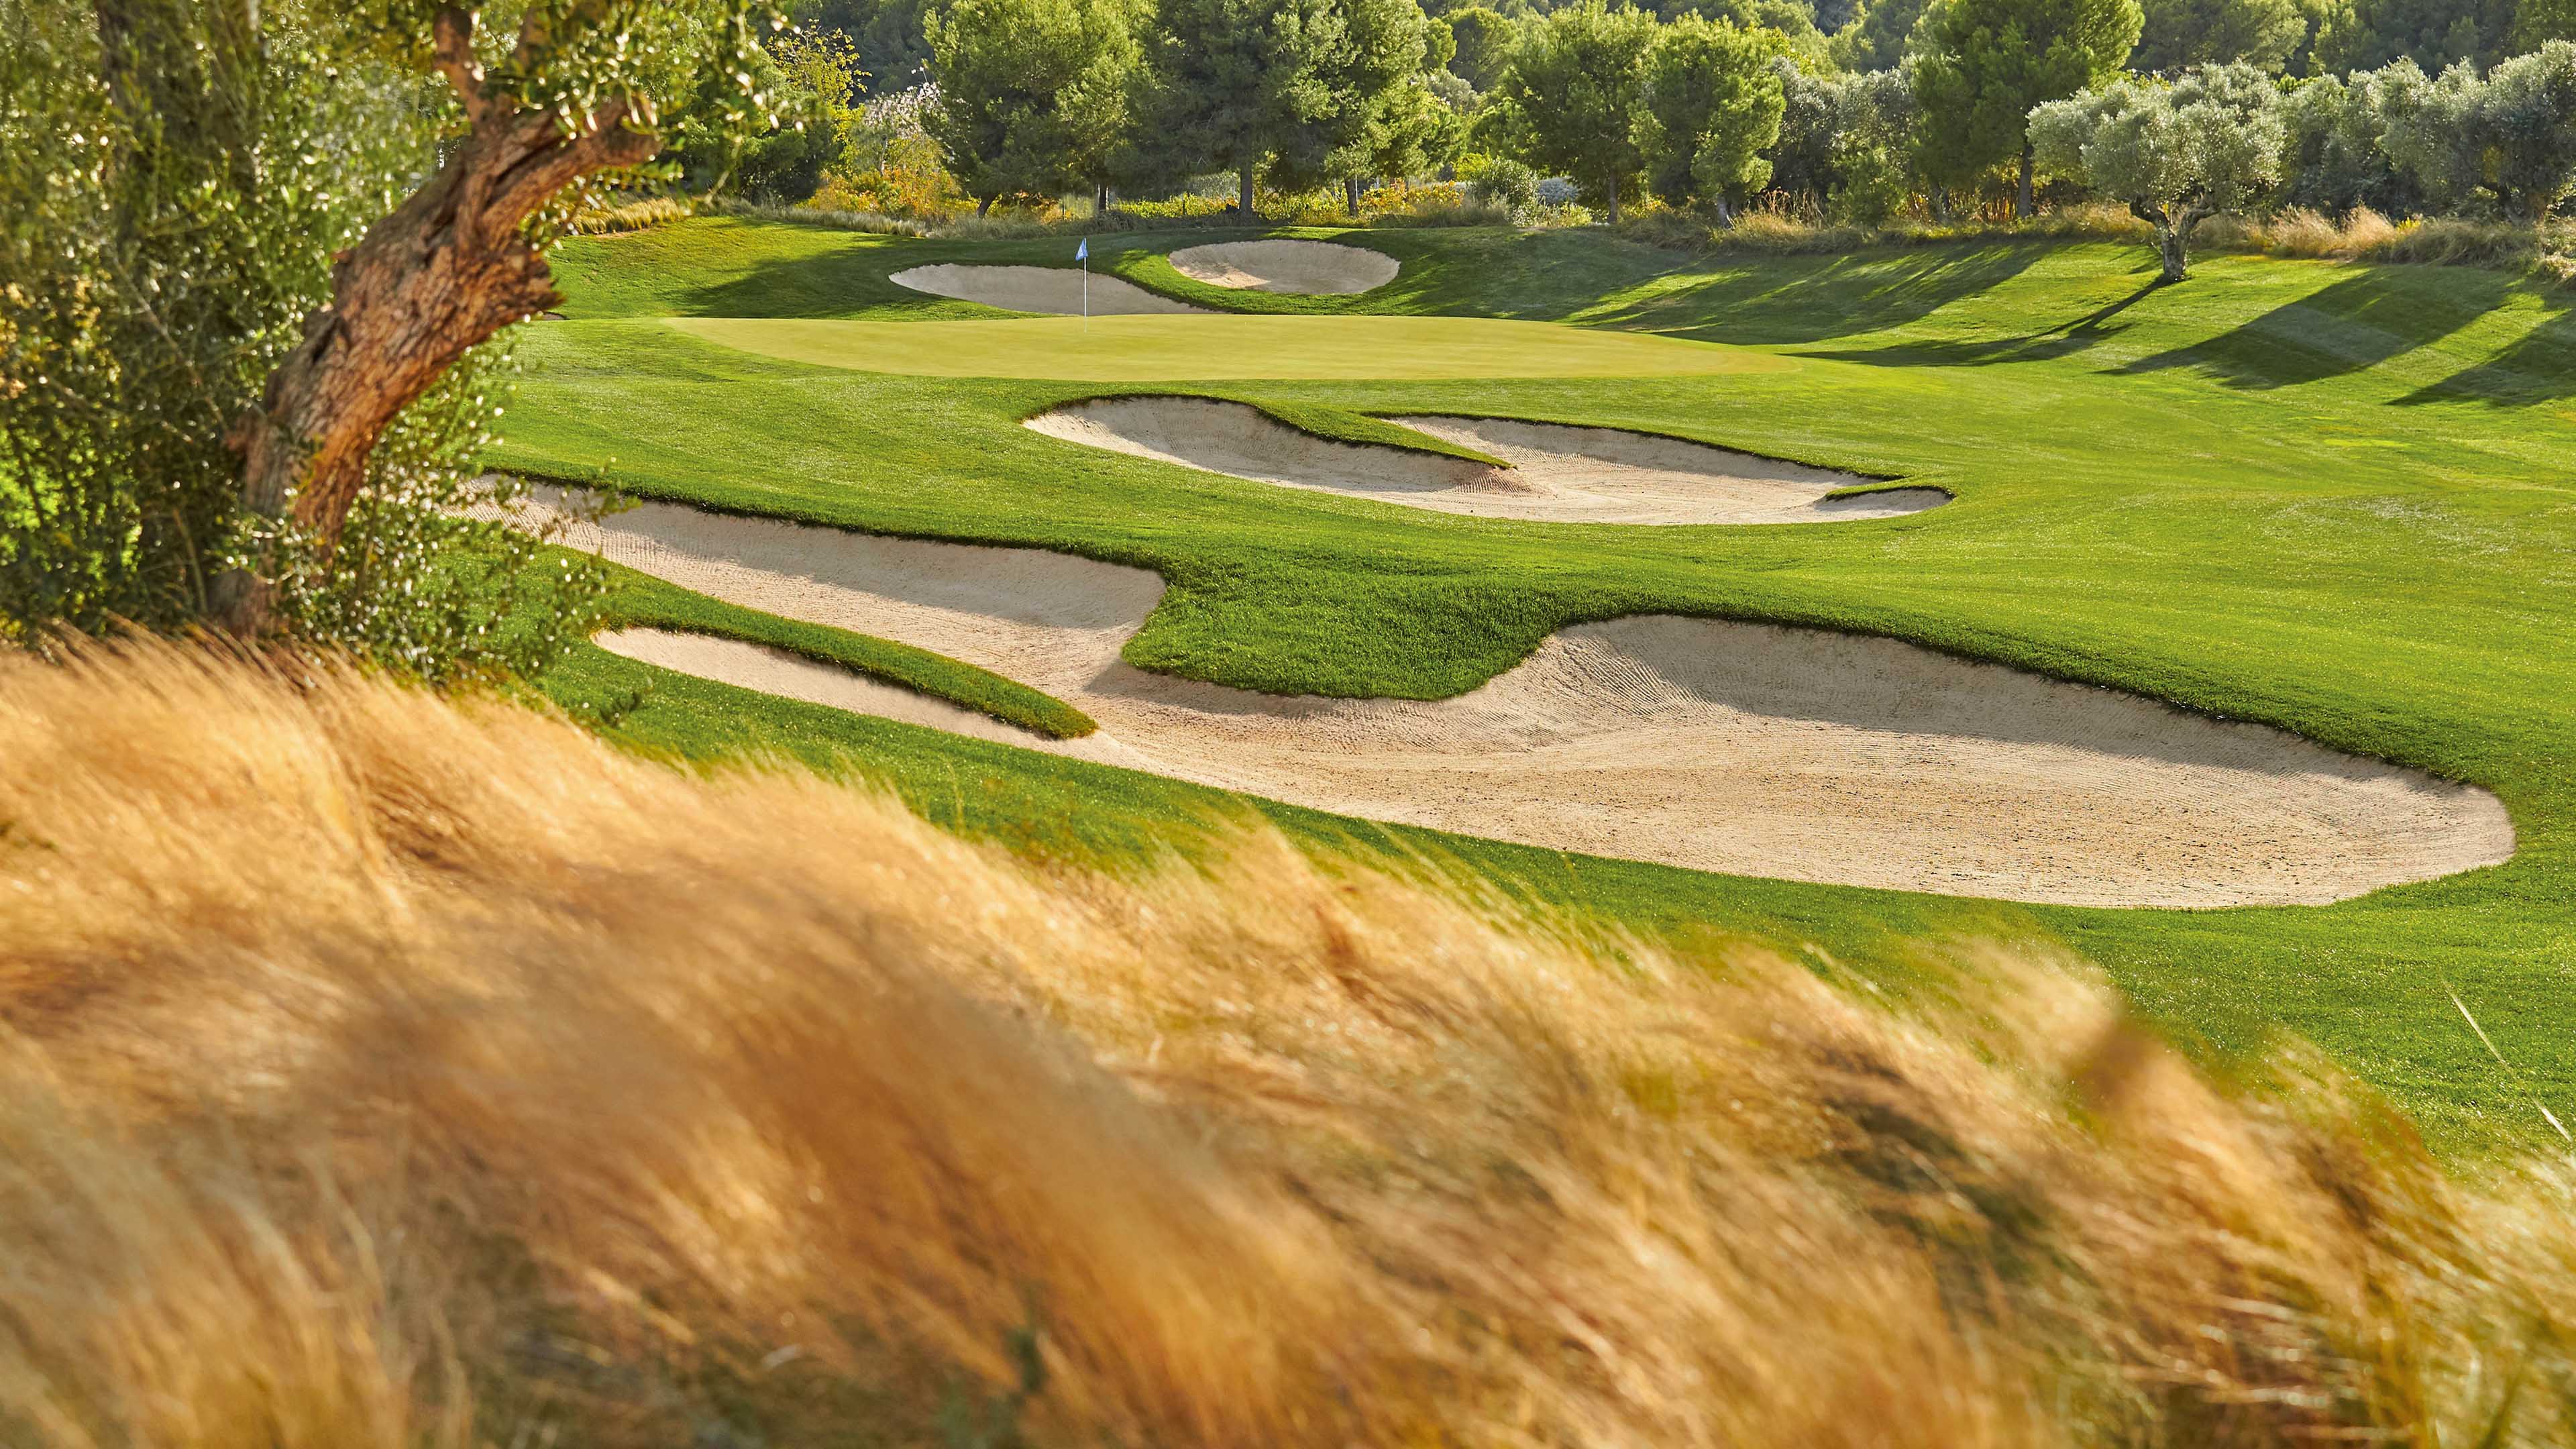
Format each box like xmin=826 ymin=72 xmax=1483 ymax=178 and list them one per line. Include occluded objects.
xmin=513 ymin=486 xmax=2511 ymax=907
xmin=890 ymin=264 xmax=1201 ymax=315
xmin=1026 ymin=398 xmax=1947 ymax=524
xmin=1169 ymin=239 xmax=1400 ymax=294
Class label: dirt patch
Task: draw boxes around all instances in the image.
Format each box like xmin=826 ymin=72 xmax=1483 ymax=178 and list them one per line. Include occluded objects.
xmin=1026 ymin=397 xmax=1946 ymax=525
xmin=1168 ymin=240 xmax=1401 ymax=294
xmin=515 ymin=486 xmax=2512 ymax=907
xmin=890 ymin=264 xmax=1201 ymax=315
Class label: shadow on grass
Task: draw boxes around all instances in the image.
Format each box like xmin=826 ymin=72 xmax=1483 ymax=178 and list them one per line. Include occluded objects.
xmin=2396 ymin=297 xmax=2576 ymax=408
xmin=1796 ymin=276 xmax=2168 ymax=368
xmin=2113 ymin=270 xmax=2514 ymax=390
xmin=1590 ymin=242 xmax=2054 ymax=345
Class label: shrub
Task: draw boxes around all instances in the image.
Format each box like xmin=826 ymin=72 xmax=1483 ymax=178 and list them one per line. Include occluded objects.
xmin=1468 ymin=157 xmax=1543 ymax=214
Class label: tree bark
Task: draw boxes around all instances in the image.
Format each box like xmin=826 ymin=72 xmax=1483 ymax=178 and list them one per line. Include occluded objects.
xmin=1605 ymin=172 xmax=1620 ymax=225
xmin=2140 ymin=200 xmax=2208 ymax=283
xmin=2016 ymin=142 xmax=2035 ymax=221
xmin=1238 ymin=165 xmax=1256 ymax=217
xmin=215 ymin=5 xmax=661 ymax=634
xmin=1346 ymin=176 xmax=1362 ymax=216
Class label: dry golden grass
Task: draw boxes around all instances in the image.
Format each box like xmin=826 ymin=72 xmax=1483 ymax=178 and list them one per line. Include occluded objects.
xmin=2198 ymin=207 xmax=2576 ymax=284
xmin=5 ymin=637 xmax=2576 ymax=1446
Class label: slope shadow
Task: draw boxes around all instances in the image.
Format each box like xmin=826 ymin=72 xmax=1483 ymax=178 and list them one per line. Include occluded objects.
xmin=2114 ymin=270 xmax=2512 ymax=390
xmin=1797 ymin=277 xmax=2164 ymax=368
xmin=2396 ymin=299 xmax=2576 ymax=408
xmin=1592 ymin=243 xmax=2054 ymax=346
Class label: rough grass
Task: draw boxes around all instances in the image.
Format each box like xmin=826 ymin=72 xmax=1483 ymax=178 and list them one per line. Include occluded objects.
xmin=9 ymin=637 xmax=2576 ymax=1446
xmin=2198 ymin=208 xmax=2576 ymax=283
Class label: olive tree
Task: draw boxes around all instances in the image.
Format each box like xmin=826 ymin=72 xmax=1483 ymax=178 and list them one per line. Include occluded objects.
xmin=2030 ymin=62 xmax=2286 ymax=280
xmin=2476 ymin=40 xmax=2576 ymax=219
xmin=221 ymin=0 xmax=781 ymax=637
xmin=5 ymin=0 xmax=775 ymax=655
xmin=2375 ymin=57 xmax=2493 ymax=210
xmin=1633 ymin=14 xmax=1786 ymax=219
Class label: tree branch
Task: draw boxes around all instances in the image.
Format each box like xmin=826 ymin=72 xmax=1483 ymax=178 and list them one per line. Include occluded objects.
xmin=432 ymin=6 xmax=487 ymax=122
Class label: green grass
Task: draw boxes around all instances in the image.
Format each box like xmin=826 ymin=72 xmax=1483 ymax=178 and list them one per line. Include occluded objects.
xmin=508 ymin=217 xmax=2576 ymax=1154
xmin=1235 ymin=398 xmax=1509 ymax=466
xmin=592 ymin=555 xmax=1094 ymax=739
xmin=661 ymin=313 xmax=1790 ymax=380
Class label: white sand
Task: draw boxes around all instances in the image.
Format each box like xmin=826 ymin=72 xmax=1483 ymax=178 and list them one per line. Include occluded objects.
xmin=513 ymin=486 xmax=2513 ymax=907
xmin=890 ymin=264 xmax=1201 ymax=315
xmin=1168 ymin=239 xmax=1401 ymax=294
xmin=1024 ymin=397 xmax=1947 ymax=525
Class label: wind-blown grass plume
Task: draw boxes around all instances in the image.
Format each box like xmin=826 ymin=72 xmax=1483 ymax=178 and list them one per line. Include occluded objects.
xmin=2 ymin=637 xmax=2574 ymax=1446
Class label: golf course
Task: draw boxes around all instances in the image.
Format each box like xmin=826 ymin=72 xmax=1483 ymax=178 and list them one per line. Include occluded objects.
xmin=498 ymin=216 xmax=2575 ymax=1152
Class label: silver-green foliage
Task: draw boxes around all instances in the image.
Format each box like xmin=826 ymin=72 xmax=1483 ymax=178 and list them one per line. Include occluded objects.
xmin=2030 ymin=62 xmax=2286 ymax=276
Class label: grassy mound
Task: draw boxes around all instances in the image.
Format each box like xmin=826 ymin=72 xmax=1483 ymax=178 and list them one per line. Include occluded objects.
xmin=5 ymin=639 xmax=2572 ymax=1446
xmin=597 ymin=557 xmax=1095 ymax=739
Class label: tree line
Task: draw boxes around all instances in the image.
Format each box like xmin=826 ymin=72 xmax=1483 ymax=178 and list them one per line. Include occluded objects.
xmin=852 ymin=0 xmax=2573 ymax=265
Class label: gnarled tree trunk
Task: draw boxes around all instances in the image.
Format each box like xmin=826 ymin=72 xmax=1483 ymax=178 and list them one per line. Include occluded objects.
xmin=2016 ymin=142 xmax=2035 ymax=221
xmin=217 ymin=5 xmax=659 ymax=634
xmin=2133 ymin=198 xmax=2211 ymax=284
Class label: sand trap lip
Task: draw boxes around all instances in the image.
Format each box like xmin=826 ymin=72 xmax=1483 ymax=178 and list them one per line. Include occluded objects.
xmin=890 ymin=264 xmax=1201 ymax=315
xmin=1025 ymin=397 xmax=1947 ymax=525
xmin=512 ymin=485 xmax=2511 ymax=907
xmin=1169 ymin=239 xmax=1400 ymax=294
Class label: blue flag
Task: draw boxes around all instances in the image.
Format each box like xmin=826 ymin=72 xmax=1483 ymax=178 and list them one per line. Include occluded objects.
xmin=1075 ymin=237 xmax=1089 ymax=262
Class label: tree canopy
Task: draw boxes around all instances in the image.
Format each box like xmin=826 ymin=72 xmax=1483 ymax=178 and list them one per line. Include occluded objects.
xmin=924 ymin=0 xmax=1141 ymax=210
xmin=2031 ymin=61 xmax=2286 ymax=277
xmin=2130 ymin=0 xmax=2309 ymax=72
xmin=1130 ymin=0 xmax=1425 ymax=211
xmin=1486 ymin=0 xmax=1661 ymax=219
xmin=1913 ymin=0 xmax=2145 ymax=212
xmin=2 ymin=0 xmax=779 ymax=653
xmin=1634 ymin=14 xmax=1788 ymax=215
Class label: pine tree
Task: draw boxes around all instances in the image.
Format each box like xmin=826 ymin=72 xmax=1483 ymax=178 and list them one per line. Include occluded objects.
xmin=1913 ymin=0 xmax=2141 ymax=213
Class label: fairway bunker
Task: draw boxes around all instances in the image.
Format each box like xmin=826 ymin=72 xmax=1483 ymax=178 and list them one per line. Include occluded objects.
xmin=516 ymin=486 xmax=2511 ymax=908
xmin=1169 ymin=239 xmax=1399 ymax=294
xmin=890 ymin=264 xmax=1200 ymax=315
xmin=1026 ymin=397 xmax=1947 ymax=524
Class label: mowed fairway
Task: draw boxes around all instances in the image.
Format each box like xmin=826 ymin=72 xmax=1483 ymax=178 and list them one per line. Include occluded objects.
xmin=506 ymin=219 xmax=2576 ymax=1152
xmin=664 ymin=311 xmax=1794 ymax=379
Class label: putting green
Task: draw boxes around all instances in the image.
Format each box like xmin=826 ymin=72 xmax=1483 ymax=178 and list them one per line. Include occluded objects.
xmin=664 ymin=313 xmax=1795 ymax=381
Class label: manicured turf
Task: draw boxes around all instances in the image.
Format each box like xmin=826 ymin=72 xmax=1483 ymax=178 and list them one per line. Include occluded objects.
xmin=592 ymin=555 xmax=1095 ymax=739
xmin=663 ymin=313 xmax=1791 ymax=380
xmin=507 ymin=217 xmax=2576 ymax=1154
